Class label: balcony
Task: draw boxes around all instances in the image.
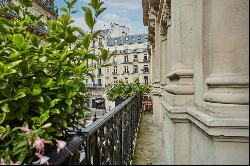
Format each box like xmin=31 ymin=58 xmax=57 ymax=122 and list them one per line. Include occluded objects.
xmin=34 ymin=0 xmax=58 ymax=17
xmin=0 ymin=0 xmax=56 ymax=36
xmin=45 ymin=94 xmax=144 ymax=165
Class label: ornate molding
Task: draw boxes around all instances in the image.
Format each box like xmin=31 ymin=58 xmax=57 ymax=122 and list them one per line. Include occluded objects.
xmin=160 ymin=1 xmax=171 ymax=37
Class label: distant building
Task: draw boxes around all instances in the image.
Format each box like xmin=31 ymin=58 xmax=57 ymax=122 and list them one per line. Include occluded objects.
xmin=0 ymin=0 xmax=58 ymax=36
xmin=85 ymin=23 xmax=149 ymax=110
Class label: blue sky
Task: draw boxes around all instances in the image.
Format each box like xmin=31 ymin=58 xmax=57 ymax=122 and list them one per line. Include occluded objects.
xmin=55 ymin=0 xmax=148 ymax=35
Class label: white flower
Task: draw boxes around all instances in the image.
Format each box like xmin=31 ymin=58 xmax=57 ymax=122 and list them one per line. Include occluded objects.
xmin=56 ymin=139 xmax=73 ymax=155
xmin=32 ymin=153 xmax=50 ymax=165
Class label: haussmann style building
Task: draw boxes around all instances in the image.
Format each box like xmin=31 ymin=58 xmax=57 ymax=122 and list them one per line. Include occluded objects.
xmin=142 ymin=0 xmax=249 ymax=165
xmin=85 ymin=23 xmax=150 ymax=110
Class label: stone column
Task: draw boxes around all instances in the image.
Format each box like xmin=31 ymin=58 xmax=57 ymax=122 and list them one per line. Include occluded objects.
xmin=160 ymin=0 xmax=171 ymax=89
xmin=202 ymin=0 xmax=249 ymax=117
xmin=165 ymin=0 xmax=194 ymax=106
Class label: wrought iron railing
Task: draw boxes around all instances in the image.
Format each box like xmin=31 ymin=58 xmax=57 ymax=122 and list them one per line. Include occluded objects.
xmin=46 ymin=93 xmax=143 ymax=165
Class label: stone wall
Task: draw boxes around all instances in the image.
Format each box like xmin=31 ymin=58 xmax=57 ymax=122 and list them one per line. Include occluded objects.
xmin=142 ymin=0 xmax=249 ymax=164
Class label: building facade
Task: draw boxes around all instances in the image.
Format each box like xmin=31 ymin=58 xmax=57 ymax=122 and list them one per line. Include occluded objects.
xmin=143 ymin=0 xmax=249 ymax=164
xmin=85 ymin=24 xmax=150 ymax=110
xmin=0 ymin=0 xmax=58 ymax=36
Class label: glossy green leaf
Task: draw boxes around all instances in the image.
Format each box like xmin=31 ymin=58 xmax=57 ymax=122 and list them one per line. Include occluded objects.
xmin=96 ymin=7 xmax=106 ymax=17
xmin=82 ymin=7 xmax=95 ymax=30
xmin=12 ymin=92 xmax=26 ymax=100
xmin=50 ymin=99 xmax=62 ymax=108
xmin=34 ymin=95 xmax=44 ymax=103
xmin=13 ymin=34 xmax=24 ymax=50
xmin=1 ymin=103 xmax=10 ymax=113
xmin=82 ymin=34 xmax=91 ymax=49
xmin=92 ymin=30 xmax=102 ymax=39
xmin=0 ymin=126 xmax=6 ymax=133
xmin=0 ymin=80 xmax=6 ymax=89
xmin=41 ymin=78 xmax=53 ymax=88
xmin=0 ymin=113 xmax=6 ymax=124
xmin=7 ymin=60 xmax=22 ymax=70
xmin=60 ymin=7 xmax=68 ymax=13
xmin=65 ymin=99 xmax=72 ymax=105
xmin=32 ymin=86 xmax=42 ymax=96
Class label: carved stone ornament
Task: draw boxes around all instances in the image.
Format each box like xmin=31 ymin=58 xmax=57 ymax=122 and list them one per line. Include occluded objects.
xmin=160 ymin=1 xmax=171 ymax=37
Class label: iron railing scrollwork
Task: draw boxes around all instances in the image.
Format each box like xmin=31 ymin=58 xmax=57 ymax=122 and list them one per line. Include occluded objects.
xmin=46 ymin=93 xmax=143 ymax=165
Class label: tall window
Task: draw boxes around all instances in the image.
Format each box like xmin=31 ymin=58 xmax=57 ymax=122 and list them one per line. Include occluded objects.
xmin=113 ymin=66 xmax=117 ymax=74
xmin=134 ymin=55 xmax=138 ymax=62
xmin=124 ymin=66 xmax=129 ymax=73
xmin=98 ymin=68 xmax=102 ymax=76
xmin=133 ymin=65 xmax=138 ymax=73
xmin=124 ymin=55 xmax=128 ymax=63
xmin=144 ymin=65 xmax=149 ymax=73
xmin=98 ymin=79 xmax=102 ymax=86
xmin=144 ymin=54 xmax=148 ymax=62
xmin=113 ymin=56 xmax=117 ymax=63
xmin=144 ymin=76 xmax=149 ymax=85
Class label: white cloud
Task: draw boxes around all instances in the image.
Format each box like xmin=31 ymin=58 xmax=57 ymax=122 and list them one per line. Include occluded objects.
xmin=104 ymin=0 xmax=141 ymax=12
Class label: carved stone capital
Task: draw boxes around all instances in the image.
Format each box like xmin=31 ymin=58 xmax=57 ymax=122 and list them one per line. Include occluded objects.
xmin=160 ymin=1 xmax=171 ymax=37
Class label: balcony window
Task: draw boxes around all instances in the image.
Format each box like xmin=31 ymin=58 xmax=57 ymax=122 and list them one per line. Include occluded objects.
xmin=98 ymin=68 xmax=102 ymax=76
xmin=144 ymin=65 xmax=149 ymax=73
xmin=113 ymin=66 xmax=117 ymax=75
xmin=124 ymin=66 xmax=129 ymax=73
xmin=113 ymin=56 xmax=117 ymax=63
xmin=134 ymin=55 xmax=138 ymax=62
xmin=124 ymin=55 xmax=128 ymax=63
xmin=143 ymin=55 xmax=148 ymax=62
xmin=98 ymin=79 xmax=102 ymax=86
xmin=133 ymin=65 xmax=138 ymax=73
xmin=144 ymin=76 xmax=149 ymax=85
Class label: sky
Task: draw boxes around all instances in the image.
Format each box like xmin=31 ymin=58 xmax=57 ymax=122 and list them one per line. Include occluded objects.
xmin=55 ymin=0 xmax=148 ymax=35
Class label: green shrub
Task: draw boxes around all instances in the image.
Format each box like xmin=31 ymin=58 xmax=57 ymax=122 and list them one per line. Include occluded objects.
xmin=106 ymin=79 xmax=150 ymax=101
xmin=0 ymin=0 xmax=111 ymax=164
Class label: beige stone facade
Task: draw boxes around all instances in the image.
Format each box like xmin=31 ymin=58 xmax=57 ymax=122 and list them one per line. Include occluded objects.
xmin=85 ymin=24 xmax=150 ymax=110
xmin=11 ymin=0 xmax=58 ymax=21
xmin=143 ymin=0 xmax=249 ymax=164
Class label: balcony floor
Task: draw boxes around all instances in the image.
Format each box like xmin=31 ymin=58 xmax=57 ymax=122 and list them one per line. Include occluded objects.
xmin=132 ymin=112 xmax=165 ymax=165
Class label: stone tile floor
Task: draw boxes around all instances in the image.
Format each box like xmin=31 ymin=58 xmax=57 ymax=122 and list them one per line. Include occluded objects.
xmin=132 ymin=112 xmax=165 ymax=165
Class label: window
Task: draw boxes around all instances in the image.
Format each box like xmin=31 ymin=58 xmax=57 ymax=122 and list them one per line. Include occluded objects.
xmin=124 ymin=55 xmax=128 ymax=63
xmin=98 ymin=68 xmax=102 ymax=76
xmin=138 ymin=36 xmax=141 ymax=40
xmin=144 ymin=76 xmax=149 ymax=85
xmin=98 ymin=59 xmax=102 ymax=65
xmin=144 ymin=65 xmax=149 ymax=73
xmin=124 ymin=66 xmax=129 ymax=73
xmin=144 ymin=55 xmax=148 ymax=62
xmin=113 ymin=56 xmax=117 ymax=63
xmin=134 ymin=55 xmax=138 ymax=62
xmin=113 ymin=66 xmax=117 ymax=74
xmin=133 ymin=65 xmax=138 ymax=73
xmin=98 ymin=79 xmax=102 ymax=86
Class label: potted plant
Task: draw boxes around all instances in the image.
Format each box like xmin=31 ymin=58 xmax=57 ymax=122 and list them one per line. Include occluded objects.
xmin=106 ymin=79 xmax=150 ymax=106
